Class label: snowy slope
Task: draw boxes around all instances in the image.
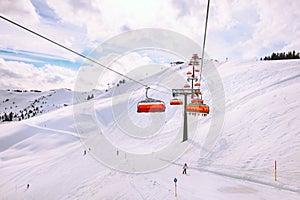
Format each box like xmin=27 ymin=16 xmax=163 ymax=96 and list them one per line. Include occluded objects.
xmin=204 ymin=60 xmax=300 ymax=188
xmin=0 ymin=88 xmax=73 ymax=121
xmin=0 ymin=60 xmax=300 ymax=199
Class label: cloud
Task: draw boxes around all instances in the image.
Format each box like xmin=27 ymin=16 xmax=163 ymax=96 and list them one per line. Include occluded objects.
xmin=0 ymin=51 xmax=156 ymax=91
xmin=0 ymin=0 xmax=91 ymax=63
xmin=0 ymin=58 xmax=77 ymax=90
xmin=0 ymin=0 xmax=299 ymax=63
xmin=76 ymin=52 xmax=153 ymax=91
xmin=0 ymin=0 xmax=40 ymax=24
xmin=172 ymin=0 xmax=194 ymax=17
xmin=233 ymin=0 xmax=300 ymax=58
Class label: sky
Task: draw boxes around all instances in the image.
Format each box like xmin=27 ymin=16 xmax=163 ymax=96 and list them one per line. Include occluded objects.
xmin=0 ymin=0 xmax=299 ymax=90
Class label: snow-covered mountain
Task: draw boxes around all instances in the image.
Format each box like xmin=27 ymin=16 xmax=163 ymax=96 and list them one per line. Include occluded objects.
xmin=0 ymin=88 xmax=73 ymax=121
xmin=0 ymin=60 xmax=299 ymax=199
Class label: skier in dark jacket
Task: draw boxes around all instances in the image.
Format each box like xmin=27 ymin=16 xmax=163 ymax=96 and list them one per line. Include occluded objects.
xmin=182 ymin=163 xmax=188 ymax=174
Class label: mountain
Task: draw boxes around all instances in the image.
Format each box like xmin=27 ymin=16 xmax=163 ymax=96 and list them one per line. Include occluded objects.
xmin=0 ymin=59 xmax=299 ymax=199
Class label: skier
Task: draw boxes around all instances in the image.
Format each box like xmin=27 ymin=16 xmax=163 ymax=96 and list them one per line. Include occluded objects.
xmin=83 ymin=150 xmax=86 ymax=156
xmin=26 ymin=184 xmax=30 ymax=190
xmin=182 ymin=163 xmax=188 ymax=174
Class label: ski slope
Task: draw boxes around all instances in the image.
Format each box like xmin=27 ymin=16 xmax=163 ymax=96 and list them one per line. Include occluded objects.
xmin=0 ymin=60 xmax=300 ymax=199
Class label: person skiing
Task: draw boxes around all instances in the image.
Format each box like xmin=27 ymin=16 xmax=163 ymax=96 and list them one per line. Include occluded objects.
xmin=182 ymin=163 xmax=188 ymax=174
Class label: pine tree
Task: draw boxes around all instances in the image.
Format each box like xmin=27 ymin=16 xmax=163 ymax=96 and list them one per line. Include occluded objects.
xmin=4 ymin=113 xmax=9 ymax=121
xmin=271 ymin=53 xmax=276 ymax=60
xmin=9 ymin=112 xmax=13 ymax=121
xmin=292 ymin=50 xmax=296 ymax=58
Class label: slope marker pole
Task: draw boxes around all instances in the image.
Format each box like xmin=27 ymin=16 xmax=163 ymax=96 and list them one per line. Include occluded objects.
xmin=274 ymin=160 xmax=277 ymax=181
xmin=174 ymin=177 xmax=178 ymax=197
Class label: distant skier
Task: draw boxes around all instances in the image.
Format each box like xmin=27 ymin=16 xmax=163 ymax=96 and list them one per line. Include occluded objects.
xmin=26 ymin=184 xmax=30 ymax=190
xmin=83 ymin=150 xmax=86 ymax=156
xmin=182 ymin=163 xmax=188 ymax=174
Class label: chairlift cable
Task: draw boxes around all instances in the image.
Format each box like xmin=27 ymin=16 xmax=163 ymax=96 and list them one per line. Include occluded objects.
xmin=199 ymin=0 xmax=210 ymax=84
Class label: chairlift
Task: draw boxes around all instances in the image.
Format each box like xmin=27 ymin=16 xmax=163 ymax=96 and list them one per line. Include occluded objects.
xmin=192 ymin=54 xmax=199 ymax=59
xmin=194 ymin=89 xmax=202 ymax=95
xmin=186 ymin=103 xmax=209 ymax=114
xmin=191 ymin=98 xmax=204 ymax=104
xmin=137 ymin=87 xmax=165 ymax=113
xmin=184 ymin=84 xmax=190 ymax=88
xmin=170 ymin=98 xmax=183 ymax=105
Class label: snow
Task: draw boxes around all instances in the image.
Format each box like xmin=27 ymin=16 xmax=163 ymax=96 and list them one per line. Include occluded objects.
xmin=0 ymin=59 xmax=300 ymax=199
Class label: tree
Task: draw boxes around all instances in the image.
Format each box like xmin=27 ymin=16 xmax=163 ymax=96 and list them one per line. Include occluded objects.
xmin=4 ymin=113 xmax=9 ymax=121
xmin=287 ymin=51 xmax=292 ymax=59
xmin=262 ymin=50 xmax=300 ymax=61
xmin=293 ymin=50 xmax=296 ymax=58
xmin=9 ymin=112 xmax=13 ymax=121
xmin=87 ymin=94 xmax=94 ymax=100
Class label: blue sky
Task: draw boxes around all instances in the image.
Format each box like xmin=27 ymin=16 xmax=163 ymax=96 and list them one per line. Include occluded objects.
xmin=0 ymin=49 xmax=81 ymax=68
xmin=0 ymin=0 xmax=299 ymax=90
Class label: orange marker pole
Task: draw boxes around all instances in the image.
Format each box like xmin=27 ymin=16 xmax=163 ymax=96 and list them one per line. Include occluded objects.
xmin=274 ymin=160 xmax=277 ymax=181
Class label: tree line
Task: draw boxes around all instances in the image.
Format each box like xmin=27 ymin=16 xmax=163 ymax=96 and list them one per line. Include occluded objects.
xmin=261 ymin=50 xmax=300 ymax=60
